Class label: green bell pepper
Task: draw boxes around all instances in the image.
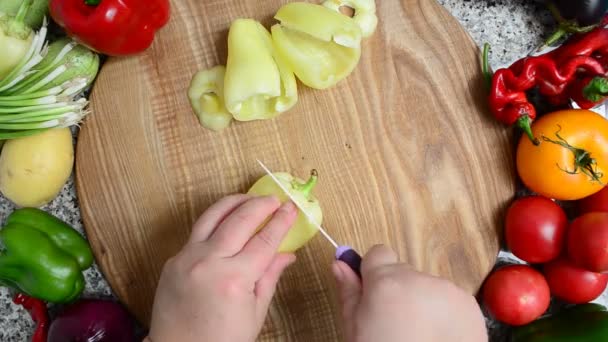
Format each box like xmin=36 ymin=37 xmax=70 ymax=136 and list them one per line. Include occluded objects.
xmin=511 ymin=303 xmax=608 ymax=342
xmin=0 ymin=208 xmax=93 ymax=303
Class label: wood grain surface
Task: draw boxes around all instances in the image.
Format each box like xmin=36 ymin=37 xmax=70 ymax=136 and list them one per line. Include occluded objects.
xmin=75 ymin=0 xmax=515 ymax=340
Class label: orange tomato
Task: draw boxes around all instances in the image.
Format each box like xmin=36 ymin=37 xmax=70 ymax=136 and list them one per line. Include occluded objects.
xmin=517 ymin=109 xmax=608 ymax=201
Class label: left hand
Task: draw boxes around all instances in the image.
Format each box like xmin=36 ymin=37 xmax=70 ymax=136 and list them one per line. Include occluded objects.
xmin=146 ymin=194 xmax=298 ymax=342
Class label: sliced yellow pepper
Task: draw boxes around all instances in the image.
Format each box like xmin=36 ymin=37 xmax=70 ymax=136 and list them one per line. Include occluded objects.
xmin=224 ymin=19 xmax=297 ymax=121
xmin=272 ymin=2 xmax=362 ymax=90
xmin=322 ymin=0 xmax=378 ymax=38
xmin=187 ymin=65 xmax=233 ymax=132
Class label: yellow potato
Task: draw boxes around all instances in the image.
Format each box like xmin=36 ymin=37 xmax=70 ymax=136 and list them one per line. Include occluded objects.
xmin=0 ymin=128 xmax=74 ymax=207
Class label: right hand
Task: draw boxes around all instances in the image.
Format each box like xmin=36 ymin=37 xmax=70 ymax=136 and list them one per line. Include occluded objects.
xmin=332 ymin=245 xmax=487 ymax=342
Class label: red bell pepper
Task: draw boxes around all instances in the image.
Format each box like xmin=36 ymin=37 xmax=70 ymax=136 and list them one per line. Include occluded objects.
xmin=49 ymin=0 xmax=170 ymax=56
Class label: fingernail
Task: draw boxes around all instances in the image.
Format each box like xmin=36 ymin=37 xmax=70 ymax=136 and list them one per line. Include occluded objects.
xmin=280 ymin=201 xmax=296 ymax=214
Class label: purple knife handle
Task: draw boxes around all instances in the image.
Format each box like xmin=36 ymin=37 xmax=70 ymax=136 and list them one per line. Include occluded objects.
xmin=336 ymin=246 xmax=362 ymax=278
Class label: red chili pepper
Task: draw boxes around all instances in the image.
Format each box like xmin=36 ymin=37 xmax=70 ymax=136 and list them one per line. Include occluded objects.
xmin=13 ymin=293 xmax=49 ymax=342
xmin=566 ymin=76 xmax=608 ymax=109
xmin=486 ymin=21 xmax=608 ymax=144
xmin=49 ymin=0 xmax=171 ymax=56
xmin=548 ymin=26 xmax=608 ymax=66
xmin=489 ymin=55 xmax=605 ymax=144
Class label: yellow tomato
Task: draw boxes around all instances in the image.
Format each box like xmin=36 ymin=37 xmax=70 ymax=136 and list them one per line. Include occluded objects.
xmin=516 ymin=109 xmax=608 ymax=200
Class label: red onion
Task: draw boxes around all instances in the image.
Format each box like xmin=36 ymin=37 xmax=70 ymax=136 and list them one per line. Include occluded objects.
xmin=47 ymin=299 xmax=136 ymax=342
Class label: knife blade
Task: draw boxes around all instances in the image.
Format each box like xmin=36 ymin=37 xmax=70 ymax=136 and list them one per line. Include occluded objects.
xmin=256 ymin=160 xmax=362 ymax=277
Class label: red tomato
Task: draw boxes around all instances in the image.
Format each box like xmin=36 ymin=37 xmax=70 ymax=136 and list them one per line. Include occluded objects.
xmin=578 ymin=186 xmax=608 ymax=215
xmin=482 ymin=265 xmax=550 ymax=326
xmin=568 ymin=212 xmax=608 ymax=272
xmin=505 ymin=196 xmax=568 ymax=263
xmin=543 ymin=257 xmax=608 ymax=304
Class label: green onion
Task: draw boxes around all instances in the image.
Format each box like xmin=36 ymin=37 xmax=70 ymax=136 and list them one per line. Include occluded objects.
xmin=0 ymin=20 xmax=99 ymax=139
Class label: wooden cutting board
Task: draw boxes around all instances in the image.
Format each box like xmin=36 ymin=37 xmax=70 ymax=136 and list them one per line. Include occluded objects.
xmin=76 ymin=0 xmax=515 ymax=339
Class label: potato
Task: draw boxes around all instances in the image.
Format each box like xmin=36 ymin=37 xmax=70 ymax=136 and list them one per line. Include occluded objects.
xmin=0 ymin=128 xmax=74 ymax=207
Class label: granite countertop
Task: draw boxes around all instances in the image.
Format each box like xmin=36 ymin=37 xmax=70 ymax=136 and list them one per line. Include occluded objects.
xmin=0 ymin=0 xmax=559 ymax=341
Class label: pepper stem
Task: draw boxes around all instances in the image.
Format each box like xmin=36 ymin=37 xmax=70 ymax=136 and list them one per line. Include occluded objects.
xmin=583 ymin=77 xmax=608 ymax=102
xmin=84 ymin=0 xmax=102 ymax=6
xmin=536 ymin=3 xmax=598 ymax=52
xmin=543 ymin=28 xmax=567 ymax=48
xmin=542 ymin=125 xmax=604 ymax=184
xmin=482 ymin=43 xmax=492 ymax=91
xmin=516 ymin=115 xmax=540 ymax=146
xmin=293 ymin=169 xmax=318 ymax=198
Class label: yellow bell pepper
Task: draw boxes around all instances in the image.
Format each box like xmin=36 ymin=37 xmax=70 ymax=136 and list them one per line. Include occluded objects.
xmin=271 ymin=2 xmax=362 ymax=90
xmin=187 ymin=65 xmax=233 ymax=132
xmin=224 ymin=19 xmax=297 ymax=121
xmin=322 ymin=0 xmax=378 ymax=38
xmin=248 ymin=170 xmax=322 ymax=253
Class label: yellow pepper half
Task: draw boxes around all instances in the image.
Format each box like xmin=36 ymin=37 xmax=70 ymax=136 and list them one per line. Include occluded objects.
xmin=248 ymin=170 xmax=322 ymax=253
xmin=188 ymin=65 xmax=233 ymax=132
xmin=322 ymin=0 xmax=378 ymax=38
xmin=224 ymin=19 xmax=298 ymax=121
xmin=271 ymin=2 xmax=362 ymax=90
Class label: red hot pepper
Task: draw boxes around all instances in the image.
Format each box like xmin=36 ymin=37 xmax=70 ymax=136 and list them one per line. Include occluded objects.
xmin=13 ymin=293 xmax=49 ymax=342
xmin=49 ymin=0 xmax=170 ymax=56
xmin=489 ymin=55 xmax=605 ymax=144
xmin=486 ymin=22 xmax=608 ymax=144
xmin=566 ymin=76 xmax=608 ymax=109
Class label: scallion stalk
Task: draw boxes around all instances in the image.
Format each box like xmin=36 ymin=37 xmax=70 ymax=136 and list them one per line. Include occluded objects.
xmin=0 ymin=19 xmax=99 ymax=139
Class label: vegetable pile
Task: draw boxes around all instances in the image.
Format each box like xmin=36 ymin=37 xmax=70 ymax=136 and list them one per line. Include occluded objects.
xmin=188 ymin=0 xmax=378 ymax=131
xmin=0 ymin=0 xmax=170 ymax=339
xmin=480 ymin=3 xmax=608 ymax=340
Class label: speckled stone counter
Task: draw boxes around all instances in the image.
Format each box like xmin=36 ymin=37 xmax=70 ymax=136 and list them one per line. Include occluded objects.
xmin=0 ymin=0 xmax=561 ymax=340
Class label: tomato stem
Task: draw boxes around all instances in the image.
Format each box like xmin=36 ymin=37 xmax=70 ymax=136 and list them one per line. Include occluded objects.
xmin=542 ymin=125 xmax=604 ymax=184
xmin=293 ymin=169 xmax=318 ymax=198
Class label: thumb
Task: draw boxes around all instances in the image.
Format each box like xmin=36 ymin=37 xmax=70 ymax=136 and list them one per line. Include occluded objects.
xmin=332 ymin=260 xmax=362 ymax=337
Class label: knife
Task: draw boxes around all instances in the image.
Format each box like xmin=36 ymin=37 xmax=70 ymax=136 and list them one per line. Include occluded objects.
xmin=257 ymin=160 xmax=362 ymax=278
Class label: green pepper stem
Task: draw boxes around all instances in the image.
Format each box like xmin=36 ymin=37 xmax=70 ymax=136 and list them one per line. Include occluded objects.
xmin=537 ymin=3 xmax=597 ymax=52
xmin=84 ymin=0 xmax=101 ymax=5
xmin=293 ymin=169 xmax=318 ymax=198
xmin=482 ymin=43 xmax=492 ymax=91
xmin=583 ymin=77 xmax=608 ymax=102
xmin=543 ymin=28 xmax=567 ymax=48
xmin=516 ymin=115 xmax=540 ymax=146
xmin=542 ymin=125 xmax=604 ymax=184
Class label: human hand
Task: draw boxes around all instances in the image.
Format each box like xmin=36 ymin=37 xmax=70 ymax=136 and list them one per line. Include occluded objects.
xmin=333 ymin=245 xmax=487 ymax=342
xmin=146 ymin=194 xmax=298 ymax=342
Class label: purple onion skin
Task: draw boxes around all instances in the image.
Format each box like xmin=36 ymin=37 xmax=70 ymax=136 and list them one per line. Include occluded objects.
xmin=552 ymin=0 xmax=608 ymax=26
xmin=48 ymin=299 xmax=136 ymax=342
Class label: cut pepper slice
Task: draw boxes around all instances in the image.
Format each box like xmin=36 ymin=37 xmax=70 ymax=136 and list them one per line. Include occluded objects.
xmin=274 ymin=2 xmax=362 ymax=48
xmin=188 ymin=65 xmax=232 ymax=131
xmin=224 ymin=19 xmax=297 ymax=121
xmin=187 ymin=65 xmax=233 ymax=132
xmin=272 ymin=2 xmax=362 ymax=90
xmin=322 ymin=0 xmax=378 ymax=38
